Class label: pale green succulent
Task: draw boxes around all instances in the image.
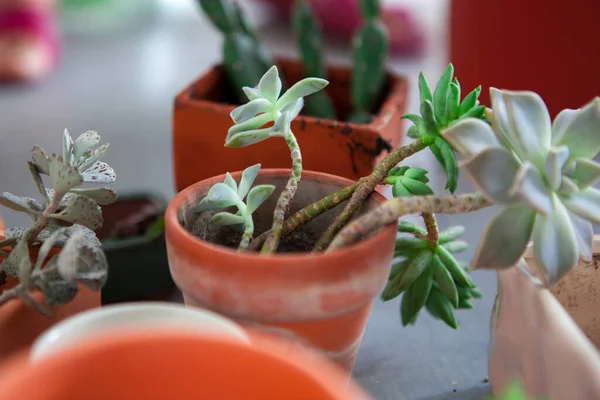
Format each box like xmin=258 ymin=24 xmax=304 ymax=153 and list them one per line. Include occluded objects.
xmin=225 ymin=65 xmax=328 ymax=148
xmin=196 ymin=164 xmax=275 ymax=250
xmin=443 ymin=88 xmax=600 ymax=284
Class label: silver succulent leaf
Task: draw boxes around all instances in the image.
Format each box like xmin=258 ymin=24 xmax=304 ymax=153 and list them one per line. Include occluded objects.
xmin=56 ymin=227 xmax=108 ymax=290
xmin=0 ymin=193 xmax=43 ymax=216
xmin=49 ymin=194 xmax=103 ymax=230
xmin=225 ymin=65 xmax=327 ymax=148
xmin=442 ymin=88 xmax=600 ymax=284
xmin=1 ymin=237 xmax=30 ymax=277
xmin=34 ymin=262 xmax=79 ymax=307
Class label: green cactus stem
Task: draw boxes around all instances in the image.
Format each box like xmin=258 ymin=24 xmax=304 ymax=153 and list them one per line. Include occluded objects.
xmin=292 ymin=0 xmax=336 ymax=119
xmin=349 ymin=0 xmax=389 ymax=123
xmin=328 ymin=192 xmax=491 ymax=250
xmin=312 ymin=139 xmax=427 ymax=251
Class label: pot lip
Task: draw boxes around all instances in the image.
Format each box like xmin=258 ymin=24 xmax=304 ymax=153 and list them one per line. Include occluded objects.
xmin=166 ymin=168 xmax=396 ymax=260
xmin=174 ymin=56 xmax=407 ymax=132
xmin=3 ymin=330 xmax=370 ymax=400
xmin=523 ymin=234 xmax=600 ymax=259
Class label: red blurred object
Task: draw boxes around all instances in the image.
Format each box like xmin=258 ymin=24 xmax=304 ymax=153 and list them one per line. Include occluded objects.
xmin=450 ymin=0 xmax=600 ymax=118
xmin=255 ymin=0 xmax=425 ymax=56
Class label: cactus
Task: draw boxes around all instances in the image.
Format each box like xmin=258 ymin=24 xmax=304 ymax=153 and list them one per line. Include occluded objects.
xmin=292 ymin=0 xmax=336 ymax=120
xmin=198 ymin=0 xmax=275 ymax=103
xmin=349 ymin=0 xmax=389 ymax=124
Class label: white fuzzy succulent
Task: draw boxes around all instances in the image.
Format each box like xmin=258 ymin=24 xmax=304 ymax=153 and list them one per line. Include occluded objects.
xmin=442 ymin=88 xmax=600 ymax=284
xmin=225 ymin=65 xmax=328 ymax=148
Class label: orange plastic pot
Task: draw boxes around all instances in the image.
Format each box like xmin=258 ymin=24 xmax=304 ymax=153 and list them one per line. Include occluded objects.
xmin=0 ymin=330 xmax=372 ymax=400
xmin=172 ymin=57 xmax=407 ymax=192
xmin=449 ymin=0 xmax=600 ymax=118
xmin=165 ymin=169 xmax=397 ymax=372
xmin=0 ymin=230 xmax=100 ymax=360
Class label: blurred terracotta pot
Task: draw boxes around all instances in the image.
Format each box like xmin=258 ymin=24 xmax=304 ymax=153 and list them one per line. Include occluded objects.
xmin=172 ymin=57 xmax=407 ymax=192
xmin=0 ymin=230 xmax=100 ymax=360
xmin=449 ymin=0 xmax=600 ymax=118
xmin=0 ymin=331 xmax=372 ymax=400
xmin=165 ymin=169 xmax=397 ymax=373
xmin=488 ymin=259 xmax=600 ymax=399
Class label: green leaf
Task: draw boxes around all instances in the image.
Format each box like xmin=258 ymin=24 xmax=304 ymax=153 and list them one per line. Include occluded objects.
xmin=400 ymin=177 xmax=434 ymax=196
xmin=418 ymin=72 xmax=433 ymax=105
xmin=212 ymin=211 xmax=246 ymax=226
xmin=404 ymin=168 xmax=428 ymax=181
xmin=402 ymin=114 xmax=425 ymax=130
xmin=432 ymin=253 xmax=459 ymax=307
xmin=392 ymin=180 xmax=412 ymax=197
xmin=246 ymin=184 xmax=275 ymax=214
xmin=145 ymin=215 xmax=165 ymax=242
xmin=225 ymin=128 xmax=272 ymax=148
xmin=410 ymin=263 xmax=434 ymax=316
xmin=457 ymin=298 xmax=473 ymax=309
xmin=433 ymin=64 xmax=454 ymax=127
xmin=438 ymin=225 xmax=465 ymax=244
xmin=407 ymin=125 xmax=422 ymax=139
xmin=395 ymin=237 xmax=429 ymax=251
xmin=437 ymin=245 xmax=472 ymax=287
xmin=238 ymin=164 xmax=261 ymax=200
xmin=428 ymin=141 xmax=446 ymax=170
xmin=447 ymin=82 xmax=460 ymax=121
xmin=390 ymin=166 xmax=410 ymax=177
xmin=459 ymin=86 xmax=481 ymax=116
xmin=426 ymin=285 xmax=458 ymax=329
xmin=388 ymin=259 xmax=410 ymax=282
xmin=48 ymin=155 xmax=83 ymax=194
xmin=442 ymin=240 xmax=469 ymax=254
xmin=275 ymin=77 xmax=329 ymax=110
xmin=382 ymin=250 xmax=433 ymax=300
xmin=230 ymin=98 xmax=273 ymax=124
xmin=196 ymin=183 xmax=240 ymax=212
xmin=50 ymin=195 xmax=103 ymax=230
xmin=462 ymin=105 xmax=486 ymax=120
xmin=257 ymin=65 xmax=282 ymax=103
xmin=420 ymin=100 xmax=440 ymax=136
xmin=436 ymin=138 xmax=458 ymax=193
xmin=223 ymin=172 xmax=238 ymax=192
xmin=397 ymin=221 xmax=427 ymax=235
xmin=400 ymin=285 xmax=419 ymax=326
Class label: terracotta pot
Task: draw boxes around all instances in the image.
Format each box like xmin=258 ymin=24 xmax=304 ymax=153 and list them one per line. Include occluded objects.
xmin=165 ymin=169 xmax=397 ymax=372
xmin=172 ymin=57 xmax=407 ymax=192
xmin=0 ymin=331 xmax=372 ymax=399
xmin=449 ymin=0 xmax=600 ymax=118
xmin=488 ymin=260 xmax=600 ymax=399
xmin=0 ymin=230 xmax=100 ymax=360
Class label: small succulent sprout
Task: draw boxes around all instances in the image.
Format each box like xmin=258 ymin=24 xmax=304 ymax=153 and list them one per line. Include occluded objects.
xmin=196 ymin=164 xmax=275 ymax=250
xmin=442 ymin=89 xmax=600 ymax=284
xmin=403 ymin=64 xmax=485 ymax=194
xmin=225 ymin=65 xmax=328 ymax=148
xmin=383 ymin=222 xmax=479 ymax=329
xmin=386 ymin=166 xmax=433 ymax=197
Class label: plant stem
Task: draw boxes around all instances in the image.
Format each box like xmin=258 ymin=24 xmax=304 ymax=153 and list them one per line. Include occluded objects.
xmin=327 ymin=192 xmax=491 ymax=251
xmin=25 ymin=193 xmax=63 ymax=246
xmin=249 ymin=180 xmax=361 ymax=251
xmin=313 ymin=139 xmax=427 ymax=251
xmin=260 ymin=131 xmax=302 ymax=254
xmin=239 ymin=218 xmax=254 ymax=251
xmin=421 ymin=213 xmax=439 ymax=245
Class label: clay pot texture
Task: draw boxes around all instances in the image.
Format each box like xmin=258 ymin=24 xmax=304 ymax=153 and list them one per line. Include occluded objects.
xmin=172 ymin=57 xmax=407 ymax=191
xmin=165 ymin=169 xmax=397 ymax=372
xmin=0 ymin=331 xmax=372 ymax=400
xmin=0 ymin=229 xmax=99 ymax=360
xmin=449 ymin=0 xmax=600 ymax=118
xmin=488 ymin=260 xmax=600 ymax=399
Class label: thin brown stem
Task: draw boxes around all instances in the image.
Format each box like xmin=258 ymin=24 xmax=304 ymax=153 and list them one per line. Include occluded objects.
xmin=313 ymin=140 xmax=427 ymax=251
xmin=421 ymin=213 xmax=439 ymax=245
xmin=328 ymin=192 xmax=491 ymax=251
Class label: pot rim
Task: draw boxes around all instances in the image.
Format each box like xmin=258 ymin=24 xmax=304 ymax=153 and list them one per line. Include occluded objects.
xmin=166 ymin=168 xmax=396 ymax=261
xmin=523 ymin=234 xmax=600 ymax=259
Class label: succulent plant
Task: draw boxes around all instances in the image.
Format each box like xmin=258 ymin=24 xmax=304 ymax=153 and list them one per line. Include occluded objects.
xmin=442 ymin=89 xmax=600 ymax=284
xmin=196 ymin=164 xmax=275 ymax=250
xmin=226 ymin=66 xmax=328 ymax=253
xmin=404 ymin=64 xmax=485 ymax=194
xmin=486 ymin=381 xmax=536 ymax=400
xmin=386 ymin=166 xmax=433 ymax=197
xmin=0 ymin=130 xmax=116 ymax=315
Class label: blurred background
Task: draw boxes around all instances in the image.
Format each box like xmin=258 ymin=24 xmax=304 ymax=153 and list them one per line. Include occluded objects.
xmin=0 ymin=0 xmax=597 ymax=399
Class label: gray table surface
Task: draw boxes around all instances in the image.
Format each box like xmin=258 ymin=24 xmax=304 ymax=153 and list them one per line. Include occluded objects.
xmin=0 ymin=3 xmax=499 ymax=399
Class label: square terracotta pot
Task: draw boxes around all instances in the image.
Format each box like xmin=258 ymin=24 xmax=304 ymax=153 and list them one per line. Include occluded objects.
xmin=173 ymin=58 xmax=408 ymax=192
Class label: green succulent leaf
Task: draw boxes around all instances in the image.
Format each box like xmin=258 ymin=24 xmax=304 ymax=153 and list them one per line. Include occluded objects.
xmin=403 ymin=167 xmax=428 ymax=181
xmin=400 ymin=285 xmax=419 ymax=326
xmin=462 ymin=105 xmax=486 ymax=120
xmin=393 ymin=180 xmax=412 ymax=197
xmin=257 ymin=65 xmax=282 ymax=102
xmin=382 ymin=250 xmax=433 ymax=300
xmin=438 ymin=225 xmax=465 ymax=244
xmin=397 ymin=221 xmax=427 ymax=235
xmin=409 ymin=262 xmax=434 ymax=317
xmin=418 ymin=72 xmax=433 ymax=105
xmin=246 ymin=184 xmax=275 ymax=214
xmin=388 ymin=259 xmax=410 ymax=282
xmin=395 ymin=237 xmax=429 ymax=251
xmin=275 ymin=77 xmax=329 ymax=110
xmin=436 ymin=137 xmax=458 ymax=193
xmin=407 ymin=125 xmax=422 ymax=139
xmin=433 ymin=64 xmax=454 ymax=127
xmin=230 ymin=98 xmax=273 ymax=124
xmin=400 ymin=177 xmax=434 ymax=196
xmin=196 ymin=183 xmax=240 ymax=212
xmin=447 ymin=82 xmax=460 ymax=121
xmin=437 ymin=245 xmax=472 ymax=287
xmin=426 ymin=285 xmax=458 ymax=329
xmin=421 ymin=100 xmax=440 ymax=136
xmin=459 ymin=86 xmax=481 ymax=116
xmin=212 ymin=212 xmax=246 ymax=226
xmin=237 ymin=164 xmax=261 ymax=200
xmin=442 ymin=240 xmax=469 ymax=254
xmin=431 ymin=253 xmax=459 ymax=307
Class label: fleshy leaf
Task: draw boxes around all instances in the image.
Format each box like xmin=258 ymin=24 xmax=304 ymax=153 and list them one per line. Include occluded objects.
xmin=438 ymin=226 xmax=465 ymax=244
xmin=426 ymin=286 xmax=458 ymax=329
xmin=48 ymin=155 xmax=83 ymax=194
xmin=559 ymin=176 xmax=580 ymax=195
xmin=442 ymin=118 xmax=501 ymax=159
xmin=382 ymin=250 xmax=432 ymax=300
xmin=50 ymin=195 xmax=103 ymax=230
xmin=34 ymin=229 xmax=65 ymax=271
xmin=211 ymin=212 xmax=246 ymax=226
xmin=27 ymin=162 xmax=48 ymax=201
xmin=230 ymin=98 xmax=273 ymax=124
xmin=447 ymin=82 xmax=460 ymax=121
xmin=432 ymin=254 xmax=458 ymax=307
xmin=420 ymin=100 xmax=440 ymax=136
xmin=271 ymin=111 xmax=292 ymax=136
xmin=433 ymin=64 xmax=453 ymax=127
xmin=0 ymin=193 xmax=42 ymax=215
xmin=31 ymin=146 xmax=50 ymax=175
xmin=223 ymin=173 xmax=237 ymax=192
xmin=63 ymin=129 xmax=74 ymax=165
xmin=462 ymin=147 xmax=520 ymax=204
xmin=238 ymin=164 xmax=261 ymax=200
xmin=242 ymin=86 xmax=261 ymax=101
xmin=72 ymin=130 xmax=100 ymax=161
xmin=281 ymin=97 xmax=304 ymax=120
xmin=459 ymin=86 xmax=481 ymax=116
xmin=38 ymin=277 xmax=79 ymax=307
xmin=472 ymin=204 xmax=536 ymax=269
xmin=196 ymin=183 xmax=239 ymax=212
xmin=80 ymin=161 xmax=115 ymax=184
xmin=437 ymin=138 xmax=458 ymax=193
xmin=68 ymin=188 xmax=117 ymax=206
xmin=246 ymin=184 xmax=275 ymax=214
xmin=569 ymin=211 xmax=594 ymax=262
xmin=257 ymin=65 xmax=282 ymax=103
xmin=567 ymin=158 xmax=600 ymax=189
xmin=2 ymin=237 xmax=30 ymax=277
xmin=553 ymin=98 xmax=600 ymax=160
xmin=275 ymin=77 xmax=329 ymax=110
xmin=551 ymin=108 xmax=578 ymax=145
xmin=225 ymin=128 xmax=272 ymax=148
xmin=489 ymin=88 xmax=520 ymax=152
xmin=227 ymin=113 xmax=272 ymax=138
xmin=543 ymin=146 xmax=569 ymax=190
xmin=57 ymin=229 xmax=108 ymax=290
xmin=533 ymin=196 xmax=579 ymax=284
xmin=418 ymin=72 xmax=432 ymax=104
xmin=509 ymin=162 xmax=553 ymax=215
xmin=77 ymin=143 xmax=109 ymax=172
xmin=562 ymin=187 xmax=600 ymax=224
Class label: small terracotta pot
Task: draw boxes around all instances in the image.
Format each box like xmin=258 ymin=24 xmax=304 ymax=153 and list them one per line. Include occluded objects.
xmin=488 ymin=259 xmax=600 ymax=399
xmin=165 ymin=169 xmax=397 ymax=372
xmin=0 ymin=230 xmax=100 ymax=360
xmin=173 ymin=57 xmax=407 ymax=192
xmin=0 ymin=331 xmax=372 ymax=400
xmin=449 ymin=0 xmax=600 ymax=118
